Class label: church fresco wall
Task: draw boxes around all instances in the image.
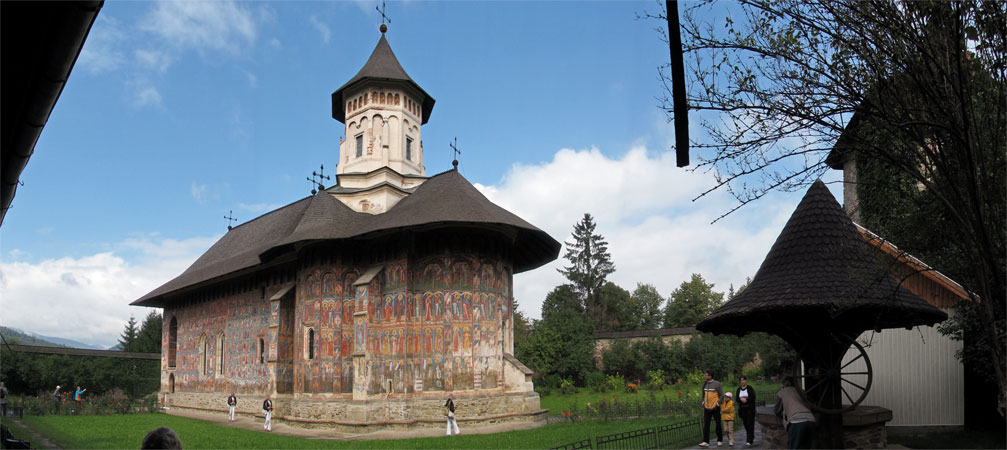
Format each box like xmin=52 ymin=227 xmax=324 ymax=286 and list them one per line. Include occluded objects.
xmin=293 ymin=247 xmax=514 ymax=400
xmin=161 ymin=287 xmax=274 ymax=395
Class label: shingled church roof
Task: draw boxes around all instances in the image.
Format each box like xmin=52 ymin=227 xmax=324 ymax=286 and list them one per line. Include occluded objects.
xmin=132 ymin=169 xmax=559 ymax=307
xmin=696 ymin=180 xmax=947 ymax=336
xmin=331 ymin=34 xmax=435 ymax=124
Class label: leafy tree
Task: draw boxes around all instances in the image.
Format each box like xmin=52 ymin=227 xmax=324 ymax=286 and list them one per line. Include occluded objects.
xmin=596 ymin=282 xmax=632 ymax=331
xmin=513 ymin=310 xmax=533 ymax=352
xmin=663 ymin=274 xmax=724 ymax=328
xmin=558 ymin=213 xmax=616 ymax=325
xmin=518 ymin=308 xmax=596 ymax=384
xmin=118 ymin=316 xmax=139 ymax=351
xmin=135 ymin=311 xmax=162 ymax=353
xmin=630 ymin=283 xmax=666 ymax=330
xmin=649 ymin=0 xmax=1005 ymax=412
xmin=541 ymin=284 xmax=583 ymax=320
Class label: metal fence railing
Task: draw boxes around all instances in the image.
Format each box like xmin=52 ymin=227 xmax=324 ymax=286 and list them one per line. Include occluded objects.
xmin=550 ymin=418 xmax=700 ymax=450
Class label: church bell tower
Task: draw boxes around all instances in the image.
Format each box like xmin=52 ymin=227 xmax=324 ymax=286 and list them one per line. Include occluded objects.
xmin=329 ymin=26 xmax=436 ymax=214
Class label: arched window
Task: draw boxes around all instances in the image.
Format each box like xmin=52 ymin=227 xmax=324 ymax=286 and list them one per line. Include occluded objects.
xmin=200 ymin=335 xmax=208 ymax=376
xmin=259 ymin=338 xmax=265 ymax=364
xmin=216 ymin=333 xmax=225 ymax=377
xmin=307 ymin=328 xmax=315 ymax=360
xmin=168 ymin=373 xmax=175 ymax=393
xmin=168 ymin=316 xmax=178 ymax=368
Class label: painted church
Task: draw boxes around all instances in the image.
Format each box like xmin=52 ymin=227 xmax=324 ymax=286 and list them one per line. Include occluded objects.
xmin=132 ymin=27 xmax=559 ymax=430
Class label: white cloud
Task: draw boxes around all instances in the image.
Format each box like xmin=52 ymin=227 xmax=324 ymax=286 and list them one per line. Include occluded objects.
xmin=309 ymin=15 xmax=331 ymax=44
xmin=134 ymin=85 xmax=163 ymax=109
xmin=190 ymin=181 xmax=209 ymax=203
xmin=141 ymin=0 xmax=257 ymax=55
xmin=77 ymin=15 xmax=127 ymax=73
xmin=245 ymin=70 xmax=258 ymax=88
xmin=476 ymin=146 xmax=799 ymax=320
xmin=135 ymin=48 xmax=174 ymax=73
xmin=0 ymin=235 xmax=217 ymax=348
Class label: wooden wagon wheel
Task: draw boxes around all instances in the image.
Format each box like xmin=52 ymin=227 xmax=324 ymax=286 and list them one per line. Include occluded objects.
xmin=792 ymin=339 xmax=873 ymax=414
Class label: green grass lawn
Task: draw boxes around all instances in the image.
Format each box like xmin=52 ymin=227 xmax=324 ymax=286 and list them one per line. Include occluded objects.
xmin=539 ymin=380 xmax=778 ymax=416
xmin=19 ymin=414 xmax=697 ymax=449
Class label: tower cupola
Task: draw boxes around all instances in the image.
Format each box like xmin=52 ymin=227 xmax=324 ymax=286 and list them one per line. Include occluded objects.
xmin=331 ymin=30 xmax=435 ymax=177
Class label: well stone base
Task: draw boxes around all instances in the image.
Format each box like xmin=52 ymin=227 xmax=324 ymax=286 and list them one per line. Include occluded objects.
xmin=756 ymin=405 xmax=892 ymax=448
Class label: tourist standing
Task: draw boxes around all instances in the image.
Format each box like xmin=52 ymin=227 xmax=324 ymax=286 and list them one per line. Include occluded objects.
xmin=721 ymin=392 xmax=735 ymax=447
xmin=0 ymin=381 xmax=8 ymax=419
xmin=227 ymin=393 xmax=237 ymax=421
xmin=73 ymin=385 xmax=86 ymax=413
xmin=736 ymin=376 xmax=757 ymax=446
xmin=262 ymin=395 xmax=273 ymax=432
xmin=699 ymin=370 xmax=724 ymax=448
xmin=444 ymin=394 xmax=460 ymax=435
xmin=774 ymin=376 xmax=815 ymax=449
xmin=53 ymin=385 xmax=61 ymax=403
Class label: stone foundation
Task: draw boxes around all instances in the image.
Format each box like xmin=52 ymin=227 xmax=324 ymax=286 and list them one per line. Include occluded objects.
xmin=164 ymin=389 xmax=545 ymax=432
xmin=756 ymin=405 xmax=892 ymax=448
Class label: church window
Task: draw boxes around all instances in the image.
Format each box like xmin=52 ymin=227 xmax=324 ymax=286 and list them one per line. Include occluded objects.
xmin=406 ymin=137 xmax=413 ymax=161
xmin=216 ymin=333 xmax=225 ymax=377
xmin=380 ymin=92 xmax=386 ymax=104
xmin=168 ymin=316 xmax=177 ymax=368
xmin=394 ymin=93 xmax=399 ymax=105
xmin=259 ymin=338 xmax=265 ymax=364
xmin=356 ymin=134 xmax=363 ymax=157
xmin=199 ymin=335 xmax=208 ymax=376
xmin=307 ymin=328 xmax=315 ymax=360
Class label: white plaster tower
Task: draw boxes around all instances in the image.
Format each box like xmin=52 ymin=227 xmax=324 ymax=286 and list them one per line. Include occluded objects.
xmin=329 ymin=25 xmax=435 ymax=214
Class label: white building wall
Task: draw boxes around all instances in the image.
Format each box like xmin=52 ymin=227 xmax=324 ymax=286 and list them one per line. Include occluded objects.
xmin=846 ymin=317 xmax=963 ymax=426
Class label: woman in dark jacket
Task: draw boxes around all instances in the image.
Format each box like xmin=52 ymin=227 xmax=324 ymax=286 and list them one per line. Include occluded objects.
xmin=444 ymin=394 xmax=460 ymax=435
xmin=736 ymin=376 xmax=757 ymax=446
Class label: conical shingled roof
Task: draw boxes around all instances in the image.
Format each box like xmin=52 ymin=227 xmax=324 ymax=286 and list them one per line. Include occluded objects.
xmin=331 ymin=34 xmax=435 ymax=124
xmin=696 ymin=180 xmax=946 ymax=337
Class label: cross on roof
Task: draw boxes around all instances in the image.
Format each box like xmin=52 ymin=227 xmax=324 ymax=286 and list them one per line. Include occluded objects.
xmin=450 ymin=137 xmax=461 ymax=169
xmin=306 ymin=164 xmax=331 ymax=195
xmin=376 ymin=0 xmax=391 ymax=32
xmin=224 ymin=210 xmax=237 ymax=231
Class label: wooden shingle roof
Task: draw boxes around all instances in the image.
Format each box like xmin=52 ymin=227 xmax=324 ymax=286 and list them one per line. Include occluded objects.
xmin=696 ymin=180 xmax=947 ymax=336
xmin=132 ymin=169 xmax=559 ymax=307
xmin=330 ymin=34 xmax=435 ymax=124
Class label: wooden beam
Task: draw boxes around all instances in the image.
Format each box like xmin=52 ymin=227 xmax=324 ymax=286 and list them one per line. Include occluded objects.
xmin=3 ymin=344 xmax=160 ymax=360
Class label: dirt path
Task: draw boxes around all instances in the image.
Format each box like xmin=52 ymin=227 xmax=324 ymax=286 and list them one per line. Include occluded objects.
xmin=163 ymin=408 xmax=543 ymax=441
xmin=7 ymin=417 xmax=62 ymax=449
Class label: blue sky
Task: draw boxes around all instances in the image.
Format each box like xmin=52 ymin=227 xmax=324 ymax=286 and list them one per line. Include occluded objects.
xmin=0 ymin=0 xmax=841 ymax=348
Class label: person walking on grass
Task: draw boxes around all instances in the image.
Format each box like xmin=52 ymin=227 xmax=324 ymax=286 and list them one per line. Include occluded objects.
xmin=721 ymin=392 xmax=736 ymax=447
xmin=444 ymin=394 xmax=460 ymax=435
xmin=699 ymin=370 xmax=724 ymax=448
xmin=262 ymin=395 xmax=273 ymax=432
xmin=227 ymin=393 xmax=237 ymax=421
xmin=736 ymin=376 xmax=757 ymax=446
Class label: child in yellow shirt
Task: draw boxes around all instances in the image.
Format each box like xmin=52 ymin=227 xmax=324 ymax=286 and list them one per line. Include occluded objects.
xmin=721 ymin=392 xmax=736 ymax=447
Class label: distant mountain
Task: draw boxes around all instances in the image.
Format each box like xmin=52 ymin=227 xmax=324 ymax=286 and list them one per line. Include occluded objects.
xmin=0 ymin=326 xmax=65 ymax=347
xmin=0 ymin=326 xmax=105 ymax=350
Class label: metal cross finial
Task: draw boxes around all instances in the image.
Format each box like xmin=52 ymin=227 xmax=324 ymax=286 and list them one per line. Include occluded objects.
xmin=449 ymin=137 xmax=461 ymax=169
xmin=224 ymin=210 xmax=237 ymax=231
xmin=376 ymin=0 xmax=391 ymax=32
xmin=308 ymin=164 xmax=331 ymax=195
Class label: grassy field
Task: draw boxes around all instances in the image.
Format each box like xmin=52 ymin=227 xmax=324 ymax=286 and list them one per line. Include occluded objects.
xmin=16 ymin=414 xmax=697 ymax=449
xmin=539 ymin=379 xmax=779 ymax=416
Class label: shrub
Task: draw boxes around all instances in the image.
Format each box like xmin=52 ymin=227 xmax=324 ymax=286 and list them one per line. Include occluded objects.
xmin=742 ymin=365 xmax=762 ymax=382
xmin=559 ymin=377 xmax=577 ymax=395
xmin=625 ymin=382 xmax=639 ymax=393
xmin=646 ymin=370 xmax=665 ymax=390
xmin=585 ymin=371 xmax=608 ymax=392
xmin=685 ymin=369 xmax=705 ymax=385
xmin=606 ymin=374 xmax=626 ymax=392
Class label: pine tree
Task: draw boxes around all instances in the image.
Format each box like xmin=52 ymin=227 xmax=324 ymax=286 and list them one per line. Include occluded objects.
xmin=136 ymin=311 xmax=163 ymax=353
xmin=118 ymin=316 xmax=139 ymax=351
xmin=557 ymin=213 xmax=616 ymax=326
